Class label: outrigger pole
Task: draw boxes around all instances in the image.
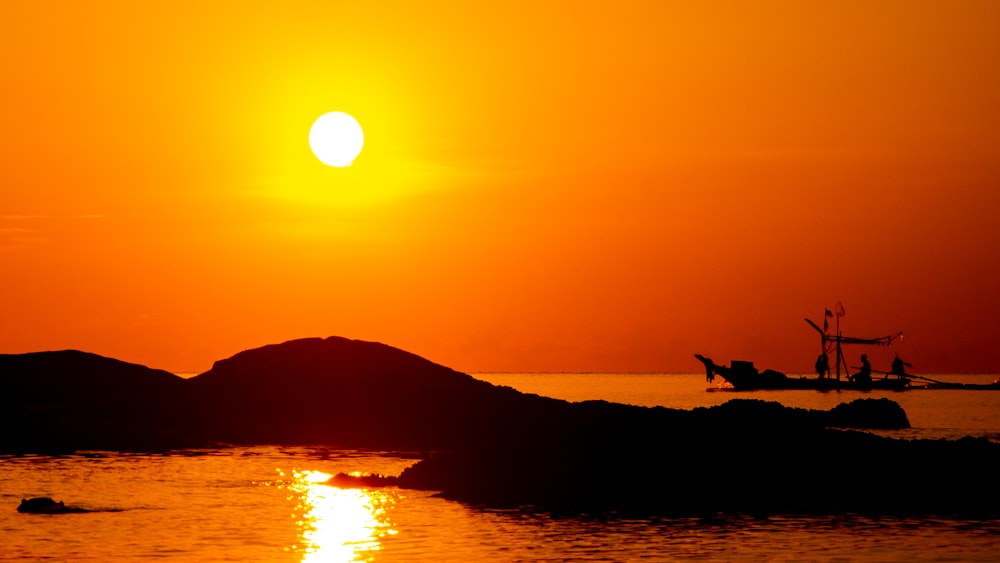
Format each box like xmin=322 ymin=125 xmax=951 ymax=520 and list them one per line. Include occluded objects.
xmin=805 ymin=302 xmax=902 ymax=381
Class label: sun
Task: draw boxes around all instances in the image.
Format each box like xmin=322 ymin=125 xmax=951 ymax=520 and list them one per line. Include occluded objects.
xmin=309 ymin=112 xmax=364 ymax=167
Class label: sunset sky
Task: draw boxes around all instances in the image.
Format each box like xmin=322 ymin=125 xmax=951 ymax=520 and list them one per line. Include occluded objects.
xmin=3 ymin=1 xmax=999 ymax=374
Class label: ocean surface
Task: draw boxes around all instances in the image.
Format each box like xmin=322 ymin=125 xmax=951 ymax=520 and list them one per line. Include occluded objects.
xmin=3 ymin=373 xmax=998 ymax=562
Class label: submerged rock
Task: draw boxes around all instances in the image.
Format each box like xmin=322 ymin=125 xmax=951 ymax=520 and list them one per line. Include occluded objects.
xmin=17 ymin=497 xmax=90 ymax=514
xmin=328 ymin=472 xmax=399 ymax=488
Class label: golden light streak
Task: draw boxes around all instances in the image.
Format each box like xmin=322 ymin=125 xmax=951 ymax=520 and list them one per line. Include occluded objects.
xmin=283 ymin=469 xmax=398 ymax=563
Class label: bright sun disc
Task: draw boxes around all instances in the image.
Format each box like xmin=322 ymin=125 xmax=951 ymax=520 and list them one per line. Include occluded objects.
xmin=309 ymin=112 xmax=364 ymax=167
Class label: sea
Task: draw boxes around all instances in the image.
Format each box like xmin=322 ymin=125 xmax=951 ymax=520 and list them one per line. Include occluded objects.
xmin=3 ymin=373 xmax=999 ymax=562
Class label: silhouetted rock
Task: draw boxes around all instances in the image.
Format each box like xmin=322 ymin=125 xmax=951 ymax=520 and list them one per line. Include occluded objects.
xmin=826 ymin=397 xmax=910 ymax=429
xmin=0 ymin=350 xmax=202 ymax=453
xmin=395 ymin=394 xmax=993 ymax=517
xmin=690 ymin=398 xmax=909 ymax=433
xmin=1 ymin=337 xmax=997 ymax=516
xmin=0 ymin=338 xmax=570 ymax=452
xmin=186 ymin=336 xmax=570 ymax=449
xmin=17 ymin=497 xmax=90 ymax=514
xmin=398 ymin=423 xmax=999 ymax=517
xmin=328 ymin=472 xmax=399 ymax=488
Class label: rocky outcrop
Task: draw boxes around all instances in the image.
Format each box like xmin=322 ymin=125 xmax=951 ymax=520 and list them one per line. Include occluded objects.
xmin=396 ymin=400 xmax=992 ymax=516
xmin=395 ymin=430 xmax=1000 ymax=516
xmin=826 ymin=397 xmax=910 ymax=429
xmin=0 ymin=337 xmax=575 ymax=453
xmin=186 ymin=336 xmax=569 ymax=450
xmin=0 ymin=350 xmax=198 ymax=452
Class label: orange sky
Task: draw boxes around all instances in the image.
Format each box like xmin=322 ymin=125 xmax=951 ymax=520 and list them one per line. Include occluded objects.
xmin=3 ymin=1 xmax=999 ymax=374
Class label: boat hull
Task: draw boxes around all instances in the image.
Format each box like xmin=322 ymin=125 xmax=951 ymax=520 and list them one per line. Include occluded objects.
xmin=712 ymin=375 xmax=911 ymax=392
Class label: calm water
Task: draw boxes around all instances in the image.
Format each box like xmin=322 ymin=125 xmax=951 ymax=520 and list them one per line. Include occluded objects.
xmin=3 ymin=374 xmax=999 ymax=562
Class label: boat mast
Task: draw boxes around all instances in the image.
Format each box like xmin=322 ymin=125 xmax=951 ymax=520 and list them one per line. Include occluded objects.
xmin=805 ymin=302 xmax=901 ymax=380
xmin=835 ymin=301 xmax=845 ymax=381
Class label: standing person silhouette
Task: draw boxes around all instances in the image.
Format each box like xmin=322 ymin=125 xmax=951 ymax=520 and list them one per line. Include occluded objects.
xmin=890 ymin=354 xmax=908 ymax=379
xmin=815 ymin=353 xmax=830 ymax=379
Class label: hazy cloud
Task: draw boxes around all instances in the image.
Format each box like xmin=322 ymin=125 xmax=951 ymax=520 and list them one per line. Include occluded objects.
xmin=0 ymin=215 xmax=105 ymax=252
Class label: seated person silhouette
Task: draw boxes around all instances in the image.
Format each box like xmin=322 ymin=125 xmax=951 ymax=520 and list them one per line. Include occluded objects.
xmin=851 ymin=354 xmax=873 ymax=384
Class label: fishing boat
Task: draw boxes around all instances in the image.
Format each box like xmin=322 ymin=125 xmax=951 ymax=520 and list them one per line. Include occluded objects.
xmin=694 ymin=302 xmax=999 ymax=391
xmin=695 ymin=354 xmax=911 ymax=391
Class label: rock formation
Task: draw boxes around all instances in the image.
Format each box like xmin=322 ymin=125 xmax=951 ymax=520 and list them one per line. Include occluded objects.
xmin=2 ymin=336 xmax=996 ymax=516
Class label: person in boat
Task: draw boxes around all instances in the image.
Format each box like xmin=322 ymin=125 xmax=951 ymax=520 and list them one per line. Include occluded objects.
xmin=852 ymin=354 xmax=873 ymax=384
xmin=889 ymin=354 xmax=909 ymax=379
xmin=815 ymin=353 xmax=830 ymax=379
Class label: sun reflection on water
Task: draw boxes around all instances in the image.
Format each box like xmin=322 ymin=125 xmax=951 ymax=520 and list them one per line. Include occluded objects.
xmin=282 ymin=469 xmax=397 ymax=562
